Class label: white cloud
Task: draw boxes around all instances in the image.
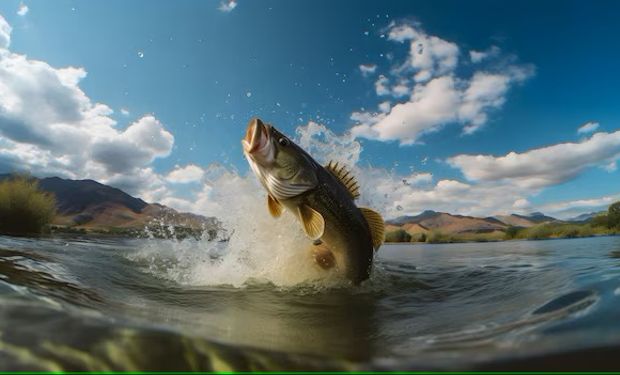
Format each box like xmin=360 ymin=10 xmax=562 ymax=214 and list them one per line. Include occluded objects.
xmin=352 ymin=21 xmax=534 ymax=145
xmin=469 ymin=46 xmax=500 ymax=63
xmin=166 ymin=164 xmax=205 ymax=183
xmin=375 ymin=75 xmax=390 ymax=96
xmin=391 ymin=83 xmax=410 ymax=97
xmin=17 ymin=3 xmax=29 ymax=16
xmin=537 ymin=194 xmax=620 ymax=218
xmin=387 ymin=24 xmax=420 ymax=42
xmin=378 ymin=101 xmax=391 ymax=113
xmin=352 ymin=76 xmax=461 ymax=145
xmin=448 ymin=130 xmax=620 ymax=189
xmin=90 ymin=115 xmax=173 ymax=174
xmin=359 ymin=63 xmax=377 ymax=77
xmin=577 ymin=121 xmax=599 ymax=134
xmin=218 ymin=0 xmax=237 ymax=12
xmin=0 ymin=15 xmax=11 ymax=49
xmin=512 ymin=198 xmax=531 ymax=209
xmin=388 ymin=23 xmax=459 ymax=83
xmin=459 ymin=72 xmax=512 ymax=134
xmin=120 ymin=108 xmax=130 ymax=116
xmin=0 ymin=15 xmax=175 ymax=199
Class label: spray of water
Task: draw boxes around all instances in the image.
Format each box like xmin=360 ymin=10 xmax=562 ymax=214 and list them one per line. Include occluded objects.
xmin=130 ymin=122 xmax=404 ymax=288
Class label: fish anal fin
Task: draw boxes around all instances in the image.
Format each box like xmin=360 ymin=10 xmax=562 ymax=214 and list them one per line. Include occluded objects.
xmin=325 ymin=161 xmax=360 ymax=199
xmin=360 ymin=207 xmax=385 ymax=251
xmin=267 ymin=194 xmax=283 ymax=218
xmin=310 ymin=242 xmax=335 ymax=270
xmin=297 ymin=204 xmax=325 ymax=240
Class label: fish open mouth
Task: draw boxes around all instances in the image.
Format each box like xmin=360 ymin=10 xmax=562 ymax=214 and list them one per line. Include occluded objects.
xmin=242 ymin=118 xmax=270 ymax=155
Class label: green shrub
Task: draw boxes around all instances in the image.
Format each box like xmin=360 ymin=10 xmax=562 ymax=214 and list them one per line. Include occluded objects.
xmin=413 ymin=232 xmax=427 ymax=242
xmin=504 ymin=226 xmax=522 ymax=239
xmin=0 ymin=176 xmax=56 ymax=235
xmin=608 ymin=201 xmax=620 ymax=229
xmin=591 ymin=214 xmax=609 ymax=228
xmin=426 ymin=230 xmax=455 ymax=243
xmin=385 ymin=229 xmax=412 ymax=243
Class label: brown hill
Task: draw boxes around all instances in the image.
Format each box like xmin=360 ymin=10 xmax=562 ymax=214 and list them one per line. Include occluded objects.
xmin=495 ymin=212 xmax=557 ymax=227
xmin=0 ymin=174 xmax=216 ymax=237
xmin=388 ymin=210 xmax=506 ymax=234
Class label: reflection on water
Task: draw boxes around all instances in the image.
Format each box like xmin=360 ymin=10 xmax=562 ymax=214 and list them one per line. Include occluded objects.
xmin=1 ymin=235 xmax=620 ymax=370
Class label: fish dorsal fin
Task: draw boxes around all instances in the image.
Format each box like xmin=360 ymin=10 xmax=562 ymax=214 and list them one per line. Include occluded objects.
xmin=297 ymin=204 xmax=325 ymax=240
xmin=325 ymin=161 xmax=360 ymax=199
xmin=267 ymin=194 xmax=283 ymax=218
xmin=359 ymin=207 xmax=385 ymax=251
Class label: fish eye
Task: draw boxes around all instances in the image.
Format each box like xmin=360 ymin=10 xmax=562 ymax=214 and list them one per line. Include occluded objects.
xmin=278 ymin=137 xmax=290 ymax=146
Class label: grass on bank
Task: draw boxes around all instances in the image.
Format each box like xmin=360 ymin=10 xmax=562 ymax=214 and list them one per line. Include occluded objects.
xmin=0 ymin=176 xmax=56 ymax=235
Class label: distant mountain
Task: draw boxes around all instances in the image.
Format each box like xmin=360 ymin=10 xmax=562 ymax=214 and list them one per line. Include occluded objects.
xmin=0 ymin=174 xmax=216 ymax=234
xmin=36 ymin=177 xmax=147 ymax=216
xmin=566 ymin=211 xmax=605 ymax=222
xmin=388 ymin=210 xmax=441 ymax=225
xmin=495 ymin=212 xmax=558 ymax=227
xmin=388 ymin=210 xmax=507 ymax=235
xmin=523 ymin=212 xmax=558 ymax=223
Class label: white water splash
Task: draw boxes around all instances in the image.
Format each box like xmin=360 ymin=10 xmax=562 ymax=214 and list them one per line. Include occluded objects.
xmin=130 ymin=122 xmax=408 ymax=288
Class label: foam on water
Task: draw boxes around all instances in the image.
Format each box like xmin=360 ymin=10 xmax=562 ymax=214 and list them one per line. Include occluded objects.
xmin=130 ymin=122 xmax=406 ymax=288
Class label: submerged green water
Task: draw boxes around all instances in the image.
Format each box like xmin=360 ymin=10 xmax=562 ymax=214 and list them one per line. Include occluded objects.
xmin=1 ymin=235 xmax=620 ymax=371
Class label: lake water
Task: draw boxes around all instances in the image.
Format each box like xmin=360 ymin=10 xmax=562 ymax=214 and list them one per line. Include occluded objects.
xmin=1 ymin=235 xmax=620 ymax=371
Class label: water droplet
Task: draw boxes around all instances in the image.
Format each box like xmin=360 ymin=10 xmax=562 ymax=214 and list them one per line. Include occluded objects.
xmin=363 ymin=31 xmax=369 ymax=36
xmin=137 ymin=51 xmax=144 ymax=58
xmin=396 ymin=205 xmax=403 ymax=211
xmin=276 ymin=102 xmax=281 ymax=107
xmin=246 ymin=91 xmax=252 ymax=97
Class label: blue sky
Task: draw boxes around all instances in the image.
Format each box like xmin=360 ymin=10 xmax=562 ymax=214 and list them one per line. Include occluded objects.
xmin=0 ymin=0 xmax=619 ymax=219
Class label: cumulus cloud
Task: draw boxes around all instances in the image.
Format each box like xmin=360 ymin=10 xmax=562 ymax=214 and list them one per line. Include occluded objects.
xmin=359 ymin=63 xmax=377 ymax=77
xmin=388 ymin=23 xmax=459 ymax=83
xmin=448 ymin=130 xmax=620 ymax=188
xmin=469 ymin=46 xmax=501 ymax=63
xmin=538 ymin=194 xmax=620 ymax=218
xmin=0 ymin=14 xmax=176 ymax=199
xmin=352 ymin=21 xmax=534 ymax=145
xmin=375 ymin=75 xmax=390 ymax=96
xmin=577 ymin=121 xmax=599 ymax=134
xmin=352 ymin=76 xmax=460 ymax=145
xmin=391 ymin=82 xmax=410 ymax=97
xmin=91 ymin=116 xmax=173 ymax=174
xmin=17 ymin=3 xmax=29 ymax=16
xmin=218 ymin=0 xmax=237 ymax=12
xmin=378 ymin=101 xmax=391 ymax=113
xmin=0 ymin=15 xmax=11 ymax=49
xmin=166 ymin=164 xmax=205 ymax=183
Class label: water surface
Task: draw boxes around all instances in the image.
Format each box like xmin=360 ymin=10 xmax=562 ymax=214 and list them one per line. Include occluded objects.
xmin=1 ymin=235 xmax=620 ymax=370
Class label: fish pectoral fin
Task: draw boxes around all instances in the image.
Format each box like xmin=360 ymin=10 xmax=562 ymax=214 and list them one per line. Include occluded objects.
xmin=267 ymin=194 xmax=283 ymax=218
xmin=360 ymin=207 xmax=385 ymax=251
xmin=310 ymin=241 xmax=335 ymax=270
xmin=297 ymin=204 xmax=325 ymax=240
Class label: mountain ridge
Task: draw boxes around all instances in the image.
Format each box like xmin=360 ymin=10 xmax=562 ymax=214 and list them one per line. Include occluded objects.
xmin=0 ymin=174 xmax=215 ymax=235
